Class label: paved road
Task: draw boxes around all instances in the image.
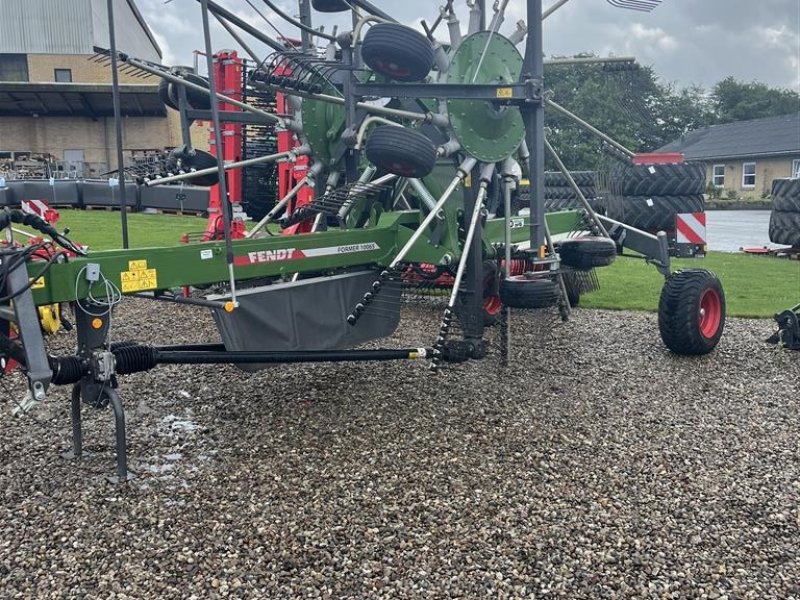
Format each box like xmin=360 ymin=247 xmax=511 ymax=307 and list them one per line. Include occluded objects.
xmin=706 ymin=210 xmax=773 ymax=252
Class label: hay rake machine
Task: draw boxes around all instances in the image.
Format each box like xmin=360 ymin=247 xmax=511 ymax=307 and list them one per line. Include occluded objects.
xmin=0 ymin=0 xmax=726 ymax=482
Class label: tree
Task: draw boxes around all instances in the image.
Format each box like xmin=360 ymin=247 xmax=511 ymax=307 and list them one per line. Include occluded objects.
xmin=712 ymin=77 xmax=800 ymax=124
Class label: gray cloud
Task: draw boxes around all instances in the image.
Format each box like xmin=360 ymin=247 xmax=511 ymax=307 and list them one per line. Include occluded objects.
xmin=138 ymin=0 xmax=800 ymax=89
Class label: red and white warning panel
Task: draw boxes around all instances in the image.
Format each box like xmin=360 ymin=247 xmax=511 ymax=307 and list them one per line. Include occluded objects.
xmin=676 ymin=212 xmax=707 ymax=245
xmin=21 ymin=199 xmax=59 ymax=224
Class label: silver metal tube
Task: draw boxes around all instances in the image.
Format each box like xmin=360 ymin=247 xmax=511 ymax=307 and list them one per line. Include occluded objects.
xmin=389 ymin=157 xmax=477 ymax=269
xmin=544 ymin=137 xmax=609 ymax=237
xmin=503 ymin=180 xmax=513 ymax=276
xmin=543 ymin=0 xmax=573 ymax=19
xmin=545 ymin=55 xmax=636 ymax=66
xmin=508 ymin=20 xmax=527 ymax=45
xmin=246 ymin=175 xmax=310 ymax=238
xmin=408 ymin=178 xmax=439 ymax=212
xmin=468 ymin=0 xmax=483 ymax=34
xmin=126 ymin=57 xmax=285 ymax=126
xmin=146 ymin=151 xmax=293 ymax=187
xmin=546 ymin=98 xmax=636 ymax=158
xmin=447 ymin=9 xmax=462 ymax=48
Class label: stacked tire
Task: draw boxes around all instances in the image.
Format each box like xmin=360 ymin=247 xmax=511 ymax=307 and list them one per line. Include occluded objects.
xmin=605 ymin=162 xmax=705 ymax=230
xmin=769 ymin=178 xmax=800 ymax=247
xmin=543 ymin=171 xmax=600 ymax=212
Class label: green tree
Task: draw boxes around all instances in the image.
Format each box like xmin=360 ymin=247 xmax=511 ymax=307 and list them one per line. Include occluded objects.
xmin=712 ymin=77 xmax=800 ymax=123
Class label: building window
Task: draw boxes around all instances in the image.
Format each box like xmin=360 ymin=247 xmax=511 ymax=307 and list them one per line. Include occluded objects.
xmin=0 ymin=54 xmax=29 ymax=82
xmin=54 ymin=69 xmax=72 ymax=83
xmin=793 ymin=159 xmax=800 ymax=178
xmin=712 ymin=164 xmax=725 ymax=188
xmin=742 ymin=162 xmax=756 ymax=188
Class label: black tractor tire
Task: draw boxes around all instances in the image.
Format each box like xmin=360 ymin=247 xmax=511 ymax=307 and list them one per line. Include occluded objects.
xmin=158 ymin=77 xmax=178 ymax=110
xmin=771 ymin=178 xmax=800 ymax=213
xmin=658 ymin=269 xmax=725 ymax=355
xmin=482 ymin=260 xmax=502 ymax=326
xmin=544 ymin=185 xmax=597 ymax=201
xmin=558 ymin=236 xmax=617 ymax=269
xmin=769 ymin=210 xmax=800 ymax=246
xmin=544 ymin=197 xmax=581 ymax=212
xmin=544 ymin=171 xmax=595 ymax=187
xmin=610 ymin=163 xmax=706 ymax=197
xmin=500 ymin=276 xmax=560 ymax=309
xmin=365 ymin=127 xmax=437 ymax=178
xmin=361 ymin=24 xmax=434 ymax=82
xmin=312 ymin=0 xmax=351 ymax=11
xmin=605 ymin=194 xmax=704 ymax=231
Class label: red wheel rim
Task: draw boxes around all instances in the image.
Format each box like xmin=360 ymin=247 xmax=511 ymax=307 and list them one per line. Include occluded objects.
xmin=484 ymin=295 xmax=502 ymax=316
xmin=699 ymin=288 xmax=722 ymax=339
xmin=483 ymin=273 xmax=502 ymax=316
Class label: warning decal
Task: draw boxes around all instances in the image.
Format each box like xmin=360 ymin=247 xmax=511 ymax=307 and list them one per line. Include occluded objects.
xmin=234 ymin=242 xmax=380 ymax=267
xmin=120 ymin=259 xmax=159 ymax=293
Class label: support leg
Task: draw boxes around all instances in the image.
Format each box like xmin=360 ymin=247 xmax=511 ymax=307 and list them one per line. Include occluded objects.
xmin=61 ymin=384 xmax=84 ymax=460
xmin=106 ymin=388 xmax=135 ymax=484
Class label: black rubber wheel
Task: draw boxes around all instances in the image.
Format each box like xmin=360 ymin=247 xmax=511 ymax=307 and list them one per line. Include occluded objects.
xmin=168 ymin=148 xmax=219 ymax=187
xmin=365 ymin=127 xmax=437 ymax=178
xmin=158 ymin=77 xmax=178 ymax=110
xmin=605 ymin=194 xmax=704 ymax=231
xmin=610 ymin=163 xmax=706 ymax=196
xmin=658 ymin=269 xmax=725 ymax=355
xmin=771 ymin=178 xmax=800 ymax=213
xmin=361 ymin=24 xmax=434 ymax=82
xmin=482 ymin=261 xmax=502 ymax=326
xmin=500 ymin=276 xmax=560 ymax=309
xmin=769 ymin=210 xmax=800 ymax=246
xmin=544 ymin=171 xmax=595 ymax=187
xmin=179 ymin=73 xmax=211 ymax=110
xmin=312 ymin=0 xmax=350 ymax=11
xmin=558 ymin=237 xmax=617 ymax=269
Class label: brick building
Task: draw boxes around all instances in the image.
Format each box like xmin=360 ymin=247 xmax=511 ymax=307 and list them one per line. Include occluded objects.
xmin=0 ymin=0 xmax=206 ymax=179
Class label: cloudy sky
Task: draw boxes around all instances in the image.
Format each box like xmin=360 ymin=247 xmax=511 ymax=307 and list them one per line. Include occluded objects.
xmin=137 ymin=0 xmax=800 ymax=90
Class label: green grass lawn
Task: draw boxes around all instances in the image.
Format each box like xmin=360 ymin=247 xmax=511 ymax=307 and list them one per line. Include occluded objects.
xmin=17 ymin=210 xmax=800 ymax=319
xmin=43 ymin=209 xmax=206 ymax=250
xmin=582 ymin=252 xmax=800 ymax=318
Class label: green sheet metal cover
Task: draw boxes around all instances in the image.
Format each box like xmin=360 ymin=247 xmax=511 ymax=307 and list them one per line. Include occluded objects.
xmin=445 ymin=31 xmax=525 ymax=163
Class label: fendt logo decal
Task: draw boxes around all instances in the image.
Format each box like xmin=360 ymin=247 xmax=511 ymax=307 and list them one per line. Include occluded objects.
xmin=234 ymin=243 xmax=380 ymax=266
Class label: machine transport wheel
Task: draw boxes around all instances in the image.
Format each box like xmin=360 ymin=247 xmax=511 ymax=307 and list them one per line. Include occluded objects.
xmin=500 ymin=276 xmax=560 ymax=309
xmin=168 ymin=148 xmax=220 ymax=187
xmin=658 ymin=269 xmax=725 ymax=355
xmin=176 ymin=73 xmax=211 ymax=110
xmin=610 ymin=163 xmax=706 ymax=196
xmin=365 ymin=127 xmax=437 ymax=178
xmin=771 ymin=178 xmax=800 ymax=212
xmin=769 ymin=210 xmax=800 ymax=246
xmin=312 ymin=0 xmax=351 ymax=11
xmin=158 ymin=78 xmax=178 ymax=110
xmin=361 ymin=24 xmax=435 ymax=82
xmin=482 ymin=261 xmax=502 ymax=326
xmin=558 ymin=237 xmax=617 ymax=269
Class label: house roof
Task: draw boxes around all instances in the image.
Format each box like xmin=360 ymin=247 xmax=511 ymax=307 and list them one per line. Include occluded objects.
xmin=0 ymin=82 xmax=166 ymax=118
xmin=658 ymin=113 xmax=800 ymax=161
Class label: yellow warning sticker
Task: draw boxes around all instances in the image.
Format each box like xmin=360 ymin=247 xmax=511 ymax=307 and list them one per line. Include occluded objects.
xmin=128 ymin=259 xmax=148 ymax=271
xmin=120 ymin=260 xmax=158 ymax=293
xmin=496 ymin=87 xmax=513 ymax=99
xmin=30 ymin=277 xmax=46 ymax=290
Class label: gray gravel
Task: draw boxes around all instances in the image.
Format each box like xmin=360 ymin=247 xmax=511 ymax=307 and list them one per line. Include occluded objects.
xmin=1 ymin=300 xmax=799 ymax=599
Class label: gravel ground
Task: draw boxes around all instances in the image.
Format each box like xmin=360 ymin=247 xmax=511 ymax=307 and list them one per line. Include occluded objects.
xmin=1 ymin=300 xmax=799 ymax=599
